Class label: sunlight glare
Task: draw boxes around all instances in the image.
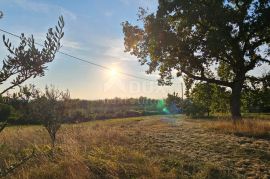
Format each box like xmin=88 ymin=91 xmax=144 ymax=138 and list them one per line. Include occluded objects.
xmin=110 ymin=68 xmax=118 ymax=77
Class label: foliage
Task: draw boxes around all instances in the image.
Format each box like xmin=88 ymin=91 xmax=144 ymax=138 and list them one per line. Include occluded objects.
xmin=242 ymin=71 xmax=270 ymax=112
xmin=181 ymin=99 xmax=206 ymax=117
xmin=210 ymin=85 xmax=231 ymax=113
xmin=183 ymin=83 xmax=230 ymax=117
xmin=0 ymin=16 xmax=64 ymax=95
xmin=122 ymin=0 xmax=270 ymax=119
xmin=30 ymin=86 xmax=70 ymax=148
xmin=0 ymin=103 xmax=12 ymax=132
xmin=242 ymin=87 xmax=270 ymax=113
xmin=5 ymin=96 xmax=165 ymax=125
xmin=190 ymin=83 xmax=213 ymax=116
xmin=189 ymin=83 xmax=231 ymax=116
xmin=0 ymin=96 xmax=17 ymax=133
xmin=0 ymin=16 xmax=64 ymax=133
xmin=165 ymin=92 xmax=182 ymax=114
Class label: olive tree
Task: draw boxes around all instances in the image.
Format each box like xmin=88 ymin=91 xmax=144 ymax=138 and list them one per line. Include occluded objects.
xmin=0 ymin=16 xmax=64 ymax=95
xmin=31 ymin=86 xmax=70 ymax=148
xmin=122 ymin=0 xmax=270 ymax=119
xmin=0 ymin=16 xmax=64 ymax=131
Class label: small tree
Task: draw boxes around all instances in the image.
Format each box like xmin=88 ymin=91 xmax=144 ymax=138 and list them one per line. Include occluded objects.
xmin=190 ymin=83 xmax=213 ymax=116
xmin=165 ymin=92 xmax=182 ymax=113
xmin=31 ymin=86 xmax=70 ymax=148
xmin=189 ymin=83 xmax=231 ymax=116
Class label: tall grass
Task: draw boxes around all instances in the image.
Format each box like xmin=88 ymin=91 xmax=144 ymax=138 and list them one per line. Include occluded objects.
xmin=1 ymin=115 xmax=264 ymax=178
xmin=0 ymin=117 xmax=164 ymax=178
xmin=203 ymin=119 xmax=270 ymax=139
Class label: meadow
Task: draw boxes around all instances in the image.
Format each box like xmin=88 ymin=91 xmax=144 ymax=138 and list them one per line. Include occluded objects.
xmin=1 ymin=115 xmax=269 ymax=179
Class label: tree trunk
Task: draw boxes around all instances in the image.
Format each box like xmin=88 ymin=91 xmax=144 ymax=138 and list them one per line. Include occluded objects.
xmin=230 ymin=81 xmax=243 ymax=120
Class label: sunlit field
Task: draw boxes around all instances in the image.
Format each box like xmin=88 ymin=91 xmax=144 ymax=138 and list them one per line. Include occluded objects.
xmin=1 ymin=0 xmax=270 ymax=178
xmin=1 ymin=115 xmax=269 ymax=178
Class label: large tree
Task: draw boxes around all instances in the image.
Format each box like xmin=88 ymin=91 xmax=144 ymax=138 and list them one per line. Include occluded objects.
xmin=122 ymin=0 xmax=270 ymax=119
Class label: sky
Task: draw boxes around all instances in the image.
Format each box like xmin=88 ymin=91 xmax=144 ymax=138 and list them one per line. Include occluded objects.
xmin=0 ymin=0 xmax=184 ymax=100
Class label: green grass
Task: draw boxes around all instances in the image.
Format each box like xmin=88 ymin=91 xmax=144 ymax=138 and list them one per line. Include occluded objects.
xmin=0 ymin=115 xmax=269 ymax=178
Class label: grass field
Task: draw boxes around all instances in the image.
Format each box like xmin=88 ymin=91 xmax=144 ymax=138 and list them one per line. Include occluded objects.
xmin=0 ymin=115 xmax=270 ymax=178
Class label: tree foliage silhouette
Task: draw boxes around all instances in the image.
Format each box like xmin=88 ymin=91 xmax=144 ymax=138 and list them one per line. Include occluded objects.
xmin=0 ymin=16 xmax=64 ymax=95
xmin=0 ymin=16 xmax=64 ymax=132
xmin=30 ymin=86 xmax=70 ymax=149
xmin=122 ymin=0 xmax=270 ymax=119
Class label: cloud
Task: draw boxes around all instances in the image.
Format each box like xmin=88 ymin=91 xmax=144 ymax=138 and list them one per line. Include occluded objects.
xmin=12 ymin=0 xmax=77 ymax=20
xmin=62 ymin=39 xmax=81 ymax=50
xmin=101 ymin=38 xmax=137 ymax=62
xmin=60 ymin=8 xmax=77 ymax=20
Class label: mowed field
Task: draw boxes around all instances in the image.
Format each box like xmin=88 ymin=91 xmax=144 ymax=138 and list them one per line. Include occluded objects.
xmin=1 ymin=115 xmax=270 ymax=179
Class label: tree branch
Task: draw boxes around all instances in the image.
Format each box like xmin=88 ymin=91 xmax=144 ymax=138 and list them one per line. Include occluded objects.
xmin=181 ymin=68 xmax=232 ymax=87
xmin=0 ymin=149 xmax=36 ymax=177
xmin=0 ymin=74 xmax=31 ymax=95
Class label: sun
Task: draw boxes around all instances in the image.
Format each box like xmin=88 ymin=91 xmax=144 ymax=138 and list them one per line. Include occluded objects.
xmin=109 ymin=68 xmax=118 ymax=77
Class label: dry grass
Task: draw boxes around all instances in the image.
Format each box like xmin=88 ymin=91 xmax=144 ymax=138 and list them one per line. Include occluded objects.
xmin=203 ymin=119 xmax=270 ymax=139
xmin=0 ymin=115 xmax=269 ymax=178
xmin=0 ymin=117 xmax=165 ymax=179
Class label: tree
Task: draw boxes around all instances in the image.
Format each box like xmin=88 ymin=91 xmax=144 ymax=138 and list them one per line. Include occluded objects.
xmin=0 ymin=100 xmax=12 ymax=132
xmin=0 ymin=16 xmax=64 ymax=95
xmin=30 ymin=86 xmax=70 ymax=148
xmin=122 ymin=0 xmax=270 ymax=119
xmin=1 ymin=90 xmax=20 ymax=133
xmin=190 ymin=83 xmax=212 ymax=116
xmin=210 ymin=84 xmax=231 ymax=114
xmin=165 ymin=92 xmax=182 ymax=113
xmin=242 ymin=72 xmax=270 ymax=112
xmin=189 ymin=83 xmax=230 ymax=116
xmin=6 ymin=84 xmax=41 ymax=125
xmin=0 ymin=15 xmax=64 ymax=132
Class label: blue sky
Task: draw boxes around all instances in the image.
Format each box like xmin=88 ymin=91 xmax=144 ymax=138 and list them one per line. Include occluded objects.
xmin=0 ymin=0 xmax=184 ymax=99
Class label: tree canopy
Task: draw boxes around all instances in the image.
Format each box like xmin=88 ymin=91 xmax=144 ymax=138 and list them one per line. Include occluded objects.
xmin=122 ymin=0 xmax=270 ymax=119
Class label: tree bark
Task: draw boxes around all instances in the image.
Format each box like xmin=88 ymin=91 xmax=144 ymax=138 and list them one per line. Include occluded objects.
xmin=230 ymin=81 xmax=243 ymax=120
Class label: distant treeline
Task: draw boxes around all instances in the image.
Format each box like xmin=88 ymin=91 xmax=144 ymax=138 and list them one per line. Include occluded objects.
xmin=64 ymin=97 xmax=165 ymax=122
xmin=4 ymin=96 xmax=166 ymax=125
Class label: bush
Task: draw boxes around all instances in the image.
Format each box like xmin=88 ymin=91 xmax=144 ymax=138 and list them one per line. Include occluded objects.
xmin=182 ymin=99 xmax=206 ymax=117
xmin=0 ymin=102 xmax=17 ymax=132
